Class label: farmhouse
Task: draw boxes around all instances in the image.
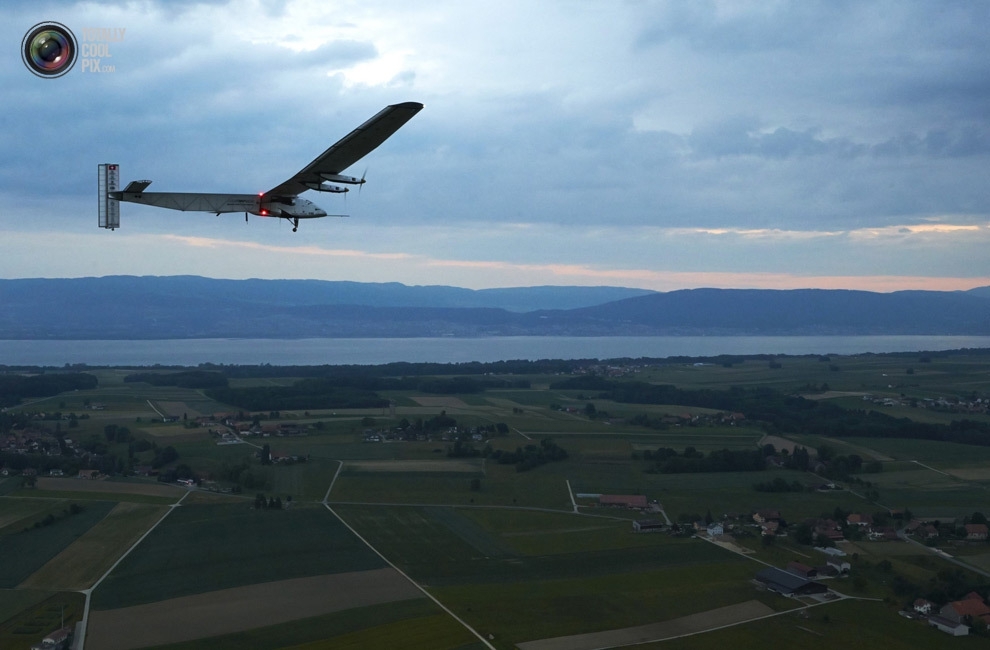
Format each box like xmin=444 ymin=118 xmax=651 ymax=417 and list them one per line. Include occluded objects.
xmin=846 ymin=513 xmax=873 ymax=527
xmin=913 ymin=598 xmax=935 ymax=615
xmin=599 ymin=494 xmax=648 ymax=509
xmin=632 ymin=519 xmax=665 ymax=533
xmin=752 ymin=509 xmax=780 ymax=524
xmin=754 ymin=567 xmax=827 ymax=597
xmin=30 ymin=626 xmax=71 ymax=649
xmin=928 ymin=615 xmax=969 ymax=636
xmin=785 ymin=561 xmax=817 ymax=580
xmin=965 ymin=523 xmax=988 ymax=540
xmin=939 ymin=593 xmax=990 ymax=626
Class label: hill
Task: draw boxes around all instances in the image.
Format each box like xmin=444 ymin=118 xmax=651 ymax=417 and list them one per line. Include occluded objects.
xmin=0 ymin=277 xmax=988 ymax=339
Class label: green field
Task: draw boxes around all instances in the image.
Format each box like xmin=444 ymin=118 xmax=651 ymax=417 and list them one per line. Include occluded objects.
xmin=0 ymin=500 xmax=117 ymax=588
xmin=4 ymin=353 xmax=990 ymax=648
xmin=141 ymin=599 xmax=482 ymax=650
xmin=92 ymin=503 xmax=385 ymax=609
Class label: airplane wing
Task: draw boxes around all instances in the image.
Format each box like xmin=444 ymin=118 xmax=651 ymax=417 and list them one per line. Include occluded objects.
xmin=266 ymin=102 xmax=423 ymax=198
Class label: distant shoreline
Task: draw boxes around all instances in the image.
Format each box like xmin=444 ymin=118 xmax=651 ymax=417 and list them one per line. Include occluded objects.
xmin=1 ymin=335 xmax=988 ymax=367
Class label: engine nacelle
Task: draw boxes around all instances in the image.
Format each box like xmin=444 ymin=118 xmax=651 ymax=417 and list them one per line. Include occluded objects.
xmin=303 ymin=181 xmax=349 ymax=193
xmin=320 ymin=173 xmax=364 ymax=185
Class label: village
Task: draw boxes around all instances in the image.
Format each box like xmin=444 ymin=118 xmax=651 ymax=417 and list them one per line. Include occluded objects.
xmin=591 ymin=491 xmax=990 ymax=637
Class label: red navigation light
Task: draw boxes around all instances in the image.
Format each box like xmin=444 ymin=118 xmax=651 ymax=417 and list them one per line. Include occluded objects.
xmin=260 ymin=209 xmax=268 ymax=216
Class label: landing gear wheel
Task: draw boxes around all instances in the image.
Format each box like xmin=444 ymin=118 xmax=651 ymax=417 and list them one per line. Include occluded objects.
xmin=292 ymin=217 xmax=299 ymax=232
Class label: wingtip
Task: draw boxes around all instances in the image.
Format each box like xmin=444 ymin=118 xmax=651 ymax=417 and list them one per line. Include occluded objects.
xmin=392 ymin=101 xmax=424 ymax=111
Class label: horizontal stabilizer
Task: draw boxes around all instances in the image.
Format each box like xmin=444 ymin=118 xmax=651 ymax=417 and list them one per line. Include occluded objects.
xmin=123 ymin=180 xmax=152 ymax=193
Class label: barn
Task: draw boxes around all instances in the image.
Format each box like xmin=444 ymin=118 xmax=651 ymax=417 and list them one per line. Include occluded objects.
xmin=755 ymin=567 xmax=828 ymax=596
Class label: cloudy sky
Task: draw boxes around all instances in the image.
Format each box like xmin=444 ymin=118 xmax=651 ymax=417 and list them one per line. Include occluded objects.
xmin=4 ymin=0 xmax=990 ymax=292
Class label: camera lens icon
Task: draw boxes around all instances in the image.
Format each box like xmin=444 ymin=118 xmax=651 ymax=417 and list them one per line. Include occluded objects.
xmin=22 ymin=22 xmax=77 ymax=78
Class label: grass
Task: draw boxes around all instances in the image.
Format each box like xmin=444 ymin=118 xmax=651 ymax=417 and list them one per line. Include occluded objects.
xmin=0 ymin=591 xmax=85 ymax=650
xmin=92 ymin=502 xmax=384 ymax=610
xmin=19 ymin=502 xmax=168 ymax=590
xmin=0 ymin=589 xmax=53 ymax=627
xmin=0 ymin=500 xmax=117 ymax=588
xmin=336 ymin=504 xmax=737 ymax=587
xmin=139 ymin=598 xmax=478 ymax=650
xmin=283 ymin=613 xmax=483 ymax=650
xmin=459 ymin=508 xmax=672 ymax=555
xmin=432 ymin=561 xmax=793 ymax=648
xmin=7 ymin=488 xmax=176 ymax=505
xmin=6 ymin=355 xmax=990 ymax=646
xmin=651 ymin=598 xmax=987 ymax=650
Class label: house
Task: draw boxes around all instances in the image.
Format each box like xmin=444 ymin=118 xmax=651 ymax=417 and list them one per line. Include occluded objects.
xmin=786 ymin=561 xmax=817 ymax=579
xmin=30 ymin=627 xmax=71 ymax=649
xmin=754 ymin=567 xmax=828 ymax=596
xmin=633 ymin=520 xmax=665 ymax=533
xmin=707 ymin=523 xmax=724 ymax=537
xmin=939 ymin=596 xmax=990 ymax=625
xmin=846 ymin=513 xmax=873 ymax=527
xmin=928 ymin=615 xmax=969 ymax=636
xmin=760 ymin=521 xmax=779 ymax=537
xmin=965 ymin=523 xmax=988 ymax=541
xmin=77 ymin=469 xmax=99 ymax=480
xmin=813 ymin=518 xmax=844 ymax=542
xmin=826 ymin=558 xmax=851 ymax=574
xmin=913 ymin=598 xmax=935 ymax=615
xmin=920 ymin=525 xmax=939 ymax=540
xmin=868 ymin=526 xmax=899 ymax=542
xmin=753 ymin=509 xmax=780 ymax=524
xmin=599 ymin=495 xmax=648 ymax=509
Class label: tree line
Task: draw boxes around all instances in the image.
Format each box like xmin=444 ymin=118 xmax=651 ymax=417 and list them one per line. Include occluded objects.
xmin=0 ymin=372 xmax=97 ymax=407
xmin=554 ymin=376 xmax=990 ymax=448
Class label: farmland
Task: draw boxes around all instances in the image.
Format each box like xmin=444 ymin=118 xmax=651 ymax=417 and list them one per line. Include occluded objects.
xmin=1 ymin=350 xmax=990 ymax=648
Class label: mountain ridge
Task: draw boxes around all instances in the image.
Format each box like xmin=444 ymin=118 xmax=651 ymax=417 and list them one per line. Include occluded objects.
xmin=0 ymin=276 xmax=988 ymax=339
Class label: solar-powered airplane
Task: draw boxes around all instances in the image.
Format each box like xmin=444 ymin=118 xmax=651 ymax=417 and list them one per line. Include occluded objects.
xmin=99 ymin=101 xmax=422 ymax=232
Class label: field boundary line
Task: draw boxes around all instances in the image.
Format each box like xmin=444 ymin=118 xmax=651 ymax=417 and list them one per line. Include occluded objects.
xmin=78 ymin=489 xmax=191 ymax=650
xmin=323 ymin=460 xmax=344 ymax=502
xmin=145 ymin=400 xmax=165 ymax=419
xmin=323 ymin=501 xmax=497 ymax=650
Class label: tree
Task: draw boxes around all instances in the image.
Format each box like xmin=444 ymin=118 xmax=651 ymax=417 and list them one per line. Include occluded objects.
xmin=260 ymin=444 xmax=272 ymax=465
xmin=584 ymin=402 xmax=597 ymax=419
xmin=793 ymin=522 xmax=814 ymax=545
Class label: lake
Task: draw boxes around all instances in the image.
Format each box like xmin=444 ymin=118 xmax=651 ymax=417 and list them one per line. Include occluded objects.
xmin=1 ymin=336 xmax=989 ymax=367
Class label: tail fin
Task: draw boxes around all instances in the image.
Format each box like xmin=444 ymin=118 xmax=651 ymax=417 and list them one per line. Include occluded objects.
xmin=98 ymin=163 xmax=120 ymax=230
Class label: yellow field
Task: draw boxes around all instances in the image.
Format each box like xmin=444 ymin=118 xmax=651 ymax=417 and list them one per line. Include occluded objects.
xmin=35 ymin=477 xmax=186 ymax=498
xmin=284 ymin=613 xmax=477 ymax=650
xmin=409 ymin=396 xmax=470 ymax=408
xmin=19 ymin=502 xmax=168 ymax=590
xmin=86 ymin=568 xmax=424 ymax=650
xmin=347 ymin=459 xmax=482 ymax=473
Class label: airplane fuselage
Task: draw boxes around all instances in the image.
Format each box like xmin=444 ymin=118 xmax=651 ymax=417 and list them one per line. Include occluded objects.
xmin=108 ymin=191 xmax=327 ymax=219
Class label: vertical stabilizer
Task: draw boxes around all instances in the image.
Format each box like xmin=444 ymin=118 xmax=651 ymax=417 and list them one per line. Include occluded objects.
xmin=98 ymin=163 xmax=120 ymax=230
